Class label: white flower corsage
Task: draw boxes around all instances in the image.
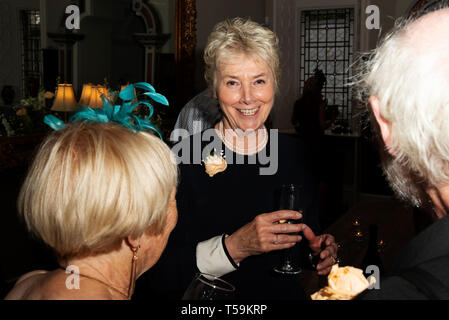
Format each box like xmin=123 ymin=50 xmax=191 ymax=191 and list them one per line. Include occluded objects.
xmin=202 ymin=148 xmax=227 ymax=177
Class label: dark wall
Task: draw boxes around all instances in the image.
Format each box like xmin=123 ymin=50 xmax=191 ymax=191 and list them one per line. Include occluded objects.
xmin=192 ymin=0 xmax=266 ymax=94
xmin=0 ymin=134 xmax=62 ymax=298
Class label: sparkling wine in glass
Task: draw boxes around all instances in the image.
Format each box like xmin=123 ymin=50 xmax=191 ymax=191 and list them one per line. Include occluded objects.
xmin=182 ymin=273 xmax=235 ymax=300
xmin=273 ymin=184 xmax=303 ymax=275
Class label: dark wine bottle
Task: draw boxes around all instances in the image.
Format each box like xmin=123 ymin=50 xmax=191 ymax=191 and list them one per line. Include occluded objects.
xmin=361 ymin=224 xmax=383 ymax=276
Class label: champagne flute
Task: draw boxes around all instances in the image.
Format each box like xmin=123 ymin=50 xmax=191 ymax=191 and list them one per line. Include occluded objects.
xmin=273 ymin=184 xmax=303 ymax=275
xmin=182 ymin=273 xmax=235 ymax=300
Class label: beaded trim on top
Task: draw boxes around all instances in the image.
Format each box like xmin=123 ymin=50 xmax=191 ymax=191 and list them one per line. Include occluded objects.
xmin=215 ymin=121 xmax=268 ymax=156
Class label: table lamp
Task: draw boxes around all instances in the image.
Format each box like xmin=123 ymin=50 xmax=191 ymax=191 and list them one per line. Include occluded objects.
xmin=89 ymin=85 xmax=108 ymax=109
xmin=78 ymin=83 xmax=94 ymax=107
xmin=52 ymin=84 xmax=78 ymax=121
xmin=52 ymin=84 xmax=78 ymax=112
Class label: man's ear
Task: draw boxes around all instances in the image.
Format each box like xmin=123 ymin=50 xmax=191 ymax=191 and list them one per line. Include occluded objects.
xmin=369 ymin=96 xmax=394 ymax=154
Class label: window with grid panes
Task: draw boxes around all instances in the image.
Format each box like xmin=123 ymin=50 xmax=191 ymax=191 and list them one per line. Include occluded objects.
xmin=300 ymin=8 xmax=354 ymax=124
xmin=21 ymin=10 xmax=42 ymax=98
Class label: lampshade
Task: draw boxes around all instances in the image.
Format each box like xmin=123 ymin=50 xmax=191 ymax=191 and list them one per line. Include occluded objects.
xmin=52 ymin=84 xmax=78 ymax=112
xmin=89 ymin=85 xmax=108 ymax=109
xmin=78 ymin=83 xmax=94 ymax=107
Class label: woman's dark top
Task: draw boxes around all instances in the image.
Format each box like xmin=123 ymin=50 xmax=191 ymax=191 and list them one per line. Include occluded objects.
xmin=135 ymin=129 xmax=320 ymax=300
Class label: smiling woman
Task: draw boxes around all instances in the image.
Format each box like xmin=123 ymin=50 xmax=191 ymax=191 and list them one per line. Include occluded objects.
xmin=138 ymin=17 xmax=339 ymax=300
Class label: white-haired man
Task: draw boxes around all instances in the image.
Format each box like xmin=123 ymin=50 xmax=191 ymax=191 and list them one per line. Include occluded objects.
xmin=356 ymin=6 xmax=449 ymax=299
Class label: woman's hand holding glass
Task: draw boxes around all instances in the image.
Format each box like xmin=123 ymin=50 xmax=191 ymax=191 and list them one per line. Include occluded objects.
xmin=224 ymin=210 xmax=305 ymax=264
xmin=224 ymin=211 xmax=338 ymax=276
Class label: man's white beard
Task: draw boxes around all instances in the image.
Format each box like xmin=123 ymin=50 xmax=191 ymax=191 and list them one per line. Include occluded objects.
xmin=380 ymin=148 xmax=425 ymax=208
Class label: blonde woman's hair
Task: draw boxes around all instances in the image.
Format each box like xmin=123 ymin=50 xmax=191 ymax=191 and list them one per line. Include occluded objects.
xmin=354 ymin=7 xmax=449 ymax=206
xmin=204 ymin=17 xmax=280 ymax=93
xmin=18 ymin=121 xmax=178 ymax=259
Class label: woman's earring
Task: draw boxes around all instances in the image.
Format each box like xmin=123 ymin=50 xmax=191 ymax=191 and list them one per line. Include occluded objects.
xmin=128 ymin=245 xmax=140 ymax=299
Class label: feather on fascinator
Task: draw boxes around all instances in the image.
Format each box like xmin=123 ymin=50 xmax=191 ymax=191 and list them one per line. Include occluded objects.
xmin=44 ymin=82 xmax=168 ymax=138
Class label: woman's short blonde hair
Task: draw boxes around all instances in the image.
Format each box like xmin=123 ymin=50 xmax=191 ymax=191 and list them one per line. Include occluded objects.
xmin=204 ymin=17 xmax=280 ymax=93
xmin=18 ymin=121 xmax=178 ymax=259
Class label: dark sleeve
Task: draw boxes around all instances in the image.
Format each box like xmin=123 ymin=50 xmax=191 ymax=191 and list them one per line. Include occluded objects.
xmin=298 ymin=139 xmax=321 ymax=235
xmin=289 ymin=137 xmax=322 ymax=267
xmin=278 ymin=135 xmax=321 ymax=269
xmin=280 ymin=134 xmax=320 ymax=234
xmin=300 ymin=176 xmax=321 ymax=269
xmin=303 ymin=183 xmax=321 ymax=235
xmin=356 ymin=276 xmax=428 ymax=300
xmin=136 ymin=164 xmax=200 ymax=299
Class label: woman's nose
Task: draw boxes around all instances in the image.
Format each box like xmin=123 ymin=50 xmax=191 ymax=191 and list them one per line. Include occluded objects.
xmin=239 ymin=83 xmax=254 ymax=105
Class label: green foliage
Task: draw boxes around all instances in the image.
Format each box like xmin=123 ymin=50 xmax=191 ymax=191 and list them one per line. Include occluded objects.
xmin=0 ymin=87 xmax=52 ymax=137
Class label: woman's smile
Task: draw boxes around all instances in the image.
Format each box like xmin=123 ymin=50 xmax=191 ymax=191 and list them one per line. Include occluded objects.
xmin=237 ymin=106 xmax=260 ymax=116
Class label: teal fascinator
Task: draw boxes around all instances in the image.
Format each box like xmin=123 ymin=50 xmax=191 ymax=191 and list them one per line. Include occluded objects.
xmin=44 ymin=82 xmax=168 ymax=139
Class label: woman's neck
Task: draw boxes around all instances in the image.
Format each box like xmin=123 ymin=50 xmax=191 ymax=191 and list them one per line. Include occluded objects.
xmin=62 ymin=244 xmax=135 ymax=299
xmin=215 ymin=120 xmax=268 ymax=155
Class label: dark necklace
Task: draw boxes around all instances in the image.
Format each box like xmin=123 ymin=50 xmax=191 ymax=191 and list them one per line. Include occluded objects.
xmin=59 ymin=267 xmax=129 ymax=299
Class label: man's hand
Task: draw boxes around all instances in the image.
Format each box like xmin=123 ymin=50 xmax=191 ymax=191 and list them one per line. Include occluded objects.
xmin=302 ymin=225 xmax=338 ymax=276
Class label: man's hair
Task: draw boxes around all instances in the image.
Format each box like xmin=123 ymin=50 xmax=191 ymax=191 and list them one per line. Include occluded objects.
xmin=18 ymin=121 xmax=178 ymax=259
xmin=354 ymin=6 xmax=449 ymax=207
xmin=204 ymin=17 xmax=280 ymax=93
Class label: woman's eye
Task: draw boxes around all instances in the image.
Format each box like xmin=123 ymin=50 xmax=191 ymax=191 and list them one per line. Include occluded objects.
xmin=255 ymin=79 xmax=266 ymax=85
xmin=226 ymin=81 xmax=239 ymax=86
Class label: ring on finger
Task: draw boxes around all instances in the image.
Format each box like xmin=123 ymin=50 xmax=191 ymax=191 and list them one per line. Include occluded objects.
xmin=274 ymin=234 xmax=279 ymax=245
xmin=331 ymin=256 xmax=340 ymax=265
